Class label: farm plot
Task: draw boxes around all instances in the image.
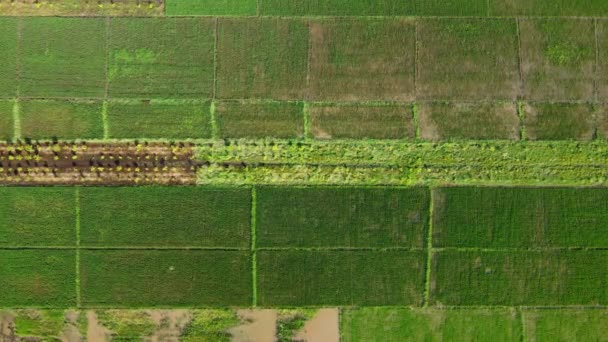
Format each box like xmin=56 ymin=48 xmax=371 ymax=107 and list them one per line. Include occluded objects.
xmin=432 ymin=187 xmax=608 ymax=248
xmin=79 ymin=187 xmax=251 ymax=248
xmin=214 ymin=101 xmax=304 ymax=138
xmin=19 ymin=100 xmax=104 ymax=140
xmin=308 ymin=18 xmax=415 ymax=101
xmin=20 ymin=17 xmax=106 ymax=98
xmin=257 ymin=250 xmax=426 ymax=306
xmin=416 ymin=19 xmax=519 ymax=101
xmin=431 ymin=250 xmax=608 ymax=306
xmin=416 ymin=0 xmax=487 ymax=16
xmin=0 ymin=249 xmax=76 ymax=307
xmin=106 ymin=100 xmax=211 ymax=139
xmin=523 ymin=309 xmax=608 ymax=341
xmin=0 ymin=18 xmax=17 ymax=97
xmin=0 ymin=187 xmax=76 ymax=247
xmin=490 ymin=0 xmax=608 ymax=16
xmin=80 ymin=250 xmax=252 ymax=306
xmin=0 ymin=100 xmax=14 ymax=140
xmin=309 ymin=103 xmax=414 ymax=139
xmin=256 ymin=187 xmax=429 ymax=248
xmin=259 ymin=0 xmax=414 ymax=16
xmin=522 ymin=103 xmax=597 ymax=140
xmin=418 ymin=102 xmax=520 ymax=140
xmin=341 ymin=308 xmax=522 ymax=342
xmin=0 ymin=0 xmax=164 ymax=16
xmin=595 ymin=20 xmax=608 ymax=102
xmin=108 ymin=17 xmax=215 ymax=99
xmin=519 ymin=19 xmax=596 ymax=101
xmin=216 ymin=18 xmax=309 ymax=100
xmin=165 ymin=0 xmax=257 ymax=15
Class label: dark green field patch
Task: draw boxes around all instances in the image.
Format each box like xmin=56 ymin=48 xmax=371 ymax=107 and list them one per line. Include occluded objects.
xmin=20 ymin=100 xmax=103 ymax=139
xmin=490 ymin=0 xmax=608 ymax=16
xmin=431 ymin=251 xmax=607 ymax=306
xmin=0 ymin=187 xmax=76 ymax=247
xmin=259 ymin=0 xmax=414 ymax=16
xmin=341 ymin=308 xmax=522 ymax=342
xmin=308 ymin=18 xmax=415 ymax=101
xmin=0 ymin=250 xmax=75 ymax=307
xmin=257 ymin=250 xmax=426 ymax=306
xmin=107 ymin=100 xmax=211 ymax=139
xmin=166 ymin=0 xmax=257 ymax=15
xmin=419 ymin=102 xmax=520 ymax=140
xmin=0 ymin=18 xmax=17 ymax=97
xmin=433 ymin=187 xmax=608 ymax=248
xmin=215 ymin=101 xmax=304 ymax=138
xmin=216 ymin=18 xmax=308 ymax=100
xmin=80 ymin=187 xmax=250 ymax=248
xmin=20 ymin=17 xmax=106 ymax=98
xmin=81 ymin=250 xmax=251 ymax=306
xmin=519 ymin=19 xmax=596 ymax=101
xmin=309 ymin=103 xmax=414 ymax=139
xmin=523 ymin=103 xmax=596 ymax=140
xmin=417 ymin=19 xmax=519 ymax=101
xmin=524 ymin=309 xmax=608 ymax=341
xmin=108 ymin=18 xmax=215 ymax=99
xmin=0 ymin=100 xmax=14 ymax=140
xmin=416 ymin=0 xmax=487 ymax=16
xmin=257 ymin=187 xmax=429 ymax=248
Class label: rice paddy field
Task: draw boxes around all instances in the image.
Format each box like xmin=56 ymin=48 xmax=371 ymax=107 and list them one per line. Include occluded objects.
xmin=0 ymin=0 xmax=608 ymax=340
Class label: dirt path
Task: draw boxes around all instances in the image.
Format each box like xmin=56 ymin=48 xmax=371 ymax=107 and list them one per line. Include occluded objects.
xmin=86 ymin=311 xmax=112 ymax=342
xmin=229 ymin=309 xmax=277 ymax=342
xmin=293 ymin=308 xmax=340 ymax=342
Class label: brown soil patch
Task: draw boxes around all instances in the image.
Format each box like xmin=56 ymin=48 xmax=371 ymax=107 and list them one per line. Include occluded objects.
xmin=229 ymin=309 xmax=277 ymax=342
xmin=0 ymin=0 xmax=164 ymax=16
xmin=293 ymin=309 xmax=340 ymax=342
xmin=60 ymin=311 xmax=82 ymax=342
xmin=145 ymin=310 xmax=192 ymax=342
xmin=86 ymin=311 xmax=112 ymax=342
xmin=0 ymin=312 xmax=16 ymax=342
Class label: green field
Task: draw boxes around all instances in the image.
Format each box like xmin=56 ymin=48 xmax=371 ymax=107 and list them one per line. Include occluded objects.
xmin=166 ymin=0 xmax=257 ymax=15
xmin=490 ymin=0 xmax=608 ymax=16
xmin=0 ymin=18 xmax=17 ymax=97
xmin=431 ymin=250 xmax=607 ymax=306
xmin=0 ymin=249 xmax=76 ymax=307
xmin=598 ymin=21 xmax=608 ymax=101
xmin=523 ymin=309 xmax=608 ymax=341
xmin=523 ymin=103 xmax=596 ymax=140
xmin=0 ymin=100 xmax=14 ymax=140
xmin=257 ymin=250 xmax=426 ymax=306
xmin=81 ymin=250 xmax=252 ymax=306
xmin=215 ymin=101 xmax=304 ymax=138
xmin=0 ymin=187 xmax=76 ymax=247
xmin=433 ymin=187 xmax=608 ymax=248
xmin=256 ymin=187 xmax=429 ymax=247
xmin=20 ymin=100 xmax=104 ymax=139
xmin=259 ymin=0 xmax=413 ymax=16
xmin=79 ymin=187 xmax=251 ymax=247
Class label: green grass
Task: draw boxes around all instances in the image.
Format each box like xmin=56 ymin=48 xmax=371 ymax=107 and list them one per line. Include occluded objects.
xmin=257 ymin=250 xmax=426 ymax=306
xmin=256 ymin=187 xmax=429 ymax=248
xmin=108 ymin=18 xmax=215 ymax=99
xmin=524 ymin=309 xmax=608 ymax=341
xmin=276 ymin=309 xmax=316 ymax=342
xmin=0 ymin=18 xmax=17 ymax=97
xmin=215 ymin=101 xmax=304 ymax=138
xmin=20 ymin=100 xmax=103 ymax=139
xmin=259 ymin=0 xmax=414 ymax=16
xmin=431 ymin=251 xmax=607 ymax=306
xmin=417 ymin=0 xmax=488 ymax=16
xmin=523 ymin=103 xmax=596 ymax=140
xmin=181 ymin=310 xmax=240 ymax=342
xmin=519 ymin=19 xmax=596 ymax=101
xmin=20 ymin=17 xmax=106 ymax=98
xmin=216 ymin=18 xmax=308 ymax=100
xmin=341 ymin=308 xmax=522 ymax=342
xmin=79 ymin=187 xmax=251 ymax=248
xmin=166 ymin=0 xmax=257 ymax=15
xmin=106 ymin=100 xmax=211 ymax=139
xmin=95 ymin=310 xmax=156 ymax=339
xmin=0 ymin=100 xmax=14 ymax=140
xmin=419 ymin=102 xmax=520 ymax=140
xmin=0 ymin=249 xmax=76 ymax=307
xmin=0 ymin=187 xmax=76 ymax=247
xmin=433 ymin=187 xmax=608 ymax=248
xmin=13 ymin=310 xmax=67 ymax=339
xmin=490 ymin=0 xmax=608 ymax=16
xmin=308 ymin=18 xmax=415 ymax=101
xmin=417 ymin=19 xmax=519 ymax=101
xmin=80 ymin=250 xmax=252 ymax=306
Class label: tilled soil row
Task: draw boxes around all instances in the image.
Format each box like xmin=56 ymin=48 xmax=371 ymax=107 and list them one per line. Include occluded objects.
xmin=0 ymin=142 xmax=198 ymax=185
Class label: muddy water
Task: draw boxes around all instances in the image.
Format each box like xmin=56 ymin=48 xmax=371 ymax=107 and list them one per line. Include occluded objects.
xmin=229 ymin=309 xmax=277 ymax=342
xmin=293 ymin=308 xmax=340 ymax=342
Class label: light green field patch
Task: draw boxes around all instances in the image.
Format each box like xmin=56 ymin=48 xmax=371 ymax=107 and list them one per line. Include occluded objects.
xmin=108 ymin=17 xmax=215 ymax=99
xmin=95 ymin=310 xmax=156 ymax=339
xmin=257 ymin=250 xmax=426 ymax=306
xmin=0 ymin=187 xmax=76 ymax=247
xmin=0 ymin=100 xmax=14 ymax=141
xmin=106 ymin=100 xmax=211 ymax=139
xmin=341 ymin=308 xmax=522 ymax=342
xmin=0 ymin=0 xmax=164 ymax=16
xmin=0 ymin=249 xmax=76 ymax=307
xmin=181 ymin=310 xmax=240 ymax=341
xmin=216 ymin=18 xmax=309 ymax=100
xmin=20 ymin=17 xmax=106 ymax=98
xmin=490 ymin=0 xmax=608 ymax=16
xmin=308 ymin=18 xmax=415 ymax=101
xmin=524 ymin=309 xmax=608 ymax=342
xmin=20 ymin=100 xmax=103 ymax=139
xmin=0 ymin=18 xmax=17 ymax=97
xmin=259 ymin=0 xmax=414 ymax=16
xmin=519 ymin=19 xmax=596 ymax=101
xmin=419 ymin=102 xmax=520 ymax=140
xmin=13 ymin=310 xmax=66 ymax=339
xmin=215 ymin=101 xmax=304 ymax=138
xmin=166 ymin=0 xmax=257 ymax=15
xmin=416 ymin=0 xmax=488 ymax=16
xmin=432 ymin=251 xmax=607 ymax=306
xmin=417 ymin=19 xmax=519 ymax=101
xmin=523 ymin=103 xmax=596 ymax=140
xmin=309 ymin=103 xmax=414 ymax=139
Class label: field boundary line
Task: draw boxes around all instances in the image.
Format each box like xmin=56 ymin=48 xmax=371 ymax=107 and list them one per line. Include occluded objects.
xmin=78 ymin=246 xmax=246 ymax=251
xmin=517 ymin=101 xmax=526 ymax=140
xmin=12 ymin=99 xmax=20 ymax=141
xmin=251 ymin=186 xmax=258 ymax=307
xmin=520 ymin=307 xmax=528 ymax=342
xmin=209 ymin=101 xmax=219 ymax=139
xmin=103 ymin=17 xmax=111 ymax=140
xmin=412 ymin=103 xmax=421 ymax=139
xmin=486 ymin=0 xmax=491 ymax=17
xmin=256 ymin=246 xmax=426 ymax=251
xmin=75 ymin=188 xmax=81 ymax=308
xmin=13 ymin=17 xmax=22 ymax=141
xmin=515 ymin=18 xmax=525 ymax=101
xmin=414 ymin=18 xmax=419 ymax=100
xmin=423 ymin=188 xmax=434 ymax=307
xmin=101 ymin=101 xmax=109 ymax=139
xmin=306 ymin=18 xmax=312 ymax=98
xmin=303 ymin=102 xmax=311 ymax=138
xmin=213 ymin=17 xmax=219 ymax=100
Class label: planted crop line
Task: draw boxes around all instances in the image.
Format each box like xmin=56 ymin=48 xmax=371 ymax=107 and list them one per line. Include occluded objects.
xmin=251 ymin=186 xmax=258 ymax=307
xmin=423 ymin=189 xmax=434 ymax=307
xmin=256 ymin=247 xmax=426 ymax=251
xmin=79 ymin=246 xmax=246 ymax=251
xmin=302 ymin=102 xmax=311 ymax=138
xmin=75 ymin=188 xmax=81 ymax=308
xmin=520 ymin=307 xmax=528 ymax=342
xmin=212 ymin=17 xmax=219 ymax=100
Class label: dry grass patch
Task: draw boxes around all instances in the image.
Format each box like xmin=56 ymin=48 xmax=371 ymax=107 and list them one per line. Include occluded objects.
xmin=215 ymin=101 xmax=304 ymax=138
xmin=523 ymin=103 xmax=596 ymax=141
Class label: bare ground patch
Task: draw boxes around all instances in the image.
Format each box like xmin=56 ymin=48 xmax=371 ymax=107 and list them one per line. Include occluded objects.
xmin=293 ymin=308 xmax=339 ymax=342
